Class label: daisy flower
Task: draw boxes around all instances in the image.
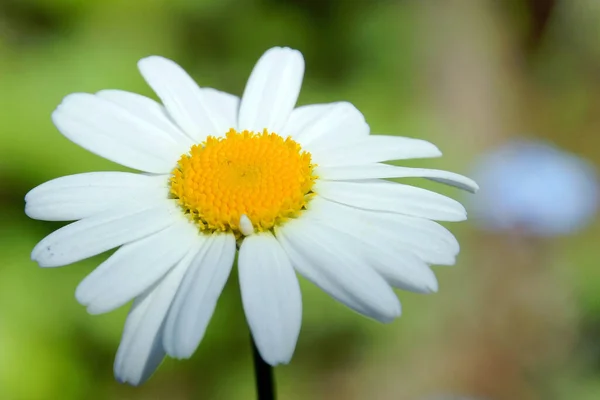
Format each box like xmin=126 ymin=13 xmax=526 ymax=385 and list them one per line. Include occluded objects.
xmin=26 ymin=47 xmax=478 ymax=385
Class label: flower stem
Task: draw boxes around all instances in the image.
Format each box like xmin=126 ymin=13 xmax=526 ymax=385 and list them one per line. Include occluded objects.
xmin=251 ymin=335 xmax=276 ymax=400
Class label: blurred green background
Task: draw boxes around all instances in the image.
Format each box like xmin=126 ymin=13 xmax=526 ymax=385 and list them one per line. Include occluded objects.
xmin=2 ymin=0 xmax=600 ymax=399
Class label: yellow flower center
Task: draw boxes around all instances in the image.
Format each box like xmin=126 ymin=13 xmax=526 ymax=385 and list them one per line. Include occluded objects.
xmin=169 ymin=128 xmax=317 ymax=234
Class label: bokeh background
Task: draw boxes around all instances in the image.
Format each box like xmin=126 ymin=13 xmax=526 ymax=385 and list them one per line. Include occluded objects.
xmin=1 ymin=0 xmax=600 ymax=399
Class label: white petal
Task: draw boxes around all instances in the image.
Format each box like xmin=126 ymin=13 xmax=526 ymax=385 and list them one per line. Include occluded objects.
xmin=310 ymin=135 xmax=442 ymax=167
xmin=25 ymin=172 xmax=167 ymax=221
xmin=97 ymin=89 xmax=194 ymax=148
xmin=114 ymin=292 xmax=166 ymax=386
xmin=31 ymin=200 xmax=180 ymax=267
xmin=283 ymin=102 xmax=369 ymax=150
xmin=138 ymin=56 xmax=239 ymax=141
xmin=238 ymin=232 xmax=302 ymax=365
xmin=239 ymin=214 xmax=255 ymax=236
xmin=75 ymin=218 xmax=197 ymax=314
xmin=114 ymin=246 xmax=197 ymax=386
xmin=372 ymin=214 xmax=460 ymax=265
xmin=163 ymin=232 xmax=236 ymax=359
xmin=317 ymin=164 xmax=479 ymax=193
xmin=201 ymin=88 xmax=240 ymax=135
xmin=303 ymin=199 xmax=440 ymax=292
xmin=275 ymin=218 xmax=401 ymax=322
xmin=383 ymin=214 xmax=460 ymax=255
xmin=238 ymin=47 xmax=304 ymax=133
xmin=309 ymin=189 xmax=460 ymax=251
xmin=52 ymin=93 xmax=185 ymax=173
xmin=368 ymin=248 xmax=439 ymax=293
xmin=314 ymin=180 xmax=467 ymax=222
xmin=309 ymin=195 xmax=460 ymax=257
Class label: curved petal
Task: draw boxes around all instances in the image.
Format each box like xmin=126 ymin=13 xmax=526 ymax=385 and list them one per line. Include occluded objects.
xmin=31 ymin=200 xmax=180 ymax=267
xmin=368 ymin=248 xmax=439 ymax=293
xmin=309 ymin=135 xmax=442 ymax=167
xmin=303 ymin=199 xmax=441 ymax=292
xmin=306 ymin=192 xmax=459 ymax=251
xmin=114 ymin=291 xmax=166 ymax=386
xmin=238 ymin=232 xmax=302 ymax=365
xmin=369 ymin=213 xmax=460 ymax=265
xmin=138 ymin=56 xmax=239 ymax=141
xmin=75 ymin=218 xmax=197 ymax=314
xmin=238 ymin=47 xmax=304 ymax=133
xmin=114 ymin=245 xmax=197 ymax=385
xmin=25 ymin=172 xmax=167 ymax=221
xmin=52 ymin=93 xmax=185 ymax=173
xmin=163 ymin=232 xmax=236 ymax=359
xmin=283 ymin=102 xmax=369 ymax=150
xmin=275 ymin=218 xmax=401 ymax=323
xmin=316 ymin=164 xmax=479 ymax=193
xmin=201 ymin=88 xmax=240 ymax=135
xmin=97 ymin=90 xmax=194 ymax=148
xmin=314 ymin=180 xmax=467 ymax=222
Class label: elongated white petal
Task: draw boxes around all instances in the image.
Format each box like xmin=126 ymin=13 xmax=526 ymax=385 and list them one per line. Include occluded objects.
xmin=114 ymin=290 xmax=166 ymax=386
xmin=284 ymin=102 xmax=369 ymax=150
xmin=310 ymin=135 xmax=442 ymax=166
xmin=97 ymin=90 xmax=195 ymax=148
xmin=317 ymin=164 xmax=479 ymax=193
xmin=75 ymin=219 xmax=197 ymax=314
xmin=25 ymin=172 xmax=167 ymax=221
xmin=201 ymin=88 xmax=240 ymax=135
xmin=52 ymin=93 xmax=184 ymax=173
xmin=368 ymin=248 xmax=439 ymax=293
xmin=306 ymin=196 xmax=460 ymax=265
xmin=239 ymin=233 xmax=302 ymax=365
xmin=138 ymin=56 xmax=239 ymax=141
xmin=309 ymin=196 xmax=460 ymax=262
xmin=238 ymin=47 xmax=304 ymax=133
xmin=31 ymin=200 xmax=180 ymax=267
xmin=314 ymin=180 xmax=467 ymax=221
xmin=369 ymin=218 xmax=458 ymax=265
xmin=373 ymin=216 xmax=458 ymax=265
xmin=114 ymin=246 xmax=197 ymax=385
xmin=383 ymin=214 xmax=460 ymax=255
xmin=275 ymin=218 xmax=401 ymax=322
xmin=163 ymin=233 xmax=236 ymax=359
xmin=314 ymin=192 xmax=459 ymax=251
xmin=303 ymin=200 xmax=440 ymax=292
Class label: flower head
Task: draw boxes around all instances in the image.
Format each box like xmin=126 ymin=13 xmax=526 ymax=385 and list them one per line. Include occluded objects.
xmin=468 ymin=139 xmax=598 ymax=236
xmin=26 ymin=47 xmax=477 ymax=385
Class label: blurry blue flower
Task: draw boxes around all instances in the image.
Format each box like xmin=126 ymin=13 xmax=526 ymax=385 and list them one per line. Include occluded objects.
xmin=468 ymin=139 xmax=599 ymax=236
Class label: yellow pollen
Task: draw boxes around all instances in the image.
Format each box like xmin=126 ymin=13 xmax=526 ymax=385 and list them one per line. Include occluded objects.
xmin=170 ymin=128 xmax=317 ymax=234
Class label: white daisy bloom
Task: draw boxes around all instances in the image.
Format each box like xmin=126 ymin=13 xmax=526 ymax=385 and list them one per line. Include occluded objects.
xmin=26 ymin=47 xmax=478 ymax=385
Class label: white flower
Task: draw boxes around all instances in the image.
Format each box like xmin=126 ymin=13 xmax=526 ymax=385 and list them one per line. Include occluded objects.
xmin=25 ymin=47 xmax=477 ymax=385
xmin=468 ymin=139 xmax=598 ymax=236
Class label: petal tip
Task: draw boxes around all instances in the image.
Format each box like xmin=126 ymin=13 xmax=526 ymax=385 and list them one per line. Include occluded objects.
xmin=137 ymin=55 xmax=168 ymax=69
xmin=431 ymin=146 xmax=443 ymax=158
xmin=166 ymin=346 xmax=194 ymax=361
xmin=426 ymin=278 xmax=439 ymax=293
xmin=114 ymin=372 xmax=143 ymax=387
xmin=74 ymin=281 xmax=91 ymax=306
xmin=54 ymin=92 xmax=91 ymax=110
xmin=30 ymin=243 xmax=49 ymax=265
xmin=86 ymin=303 xmax=108 ymax=315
